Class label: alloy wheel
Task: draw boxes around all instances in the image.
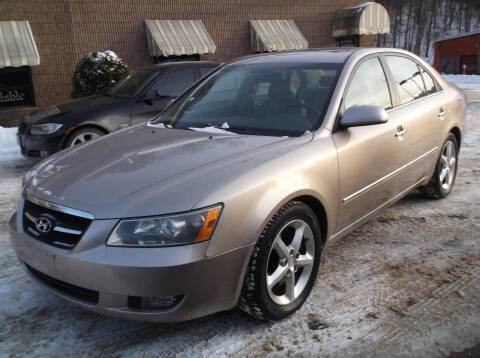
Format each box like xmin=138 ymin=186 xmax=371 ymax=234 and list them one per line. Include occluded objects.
xmin=266 ymin=219 xmax=315 ymax=305
xmin=439 ymin=140 xmax=456 ymax=191
xmin=70 ymin=132 xmax=101 ymax=146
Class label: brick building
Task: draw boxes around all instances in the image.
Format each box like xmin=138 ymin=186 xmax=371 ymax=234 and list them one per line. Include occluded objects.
xmin=0 ymin=0 xmax=389 ymax=126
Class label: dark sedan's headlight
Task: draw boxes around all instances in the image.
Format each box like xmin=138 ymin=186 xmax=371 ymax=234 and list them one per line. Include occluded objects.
xmin=30 ymin=123 xmax=63 ymax=135
xmin=106 ymin=205 xmax=222 ymax=247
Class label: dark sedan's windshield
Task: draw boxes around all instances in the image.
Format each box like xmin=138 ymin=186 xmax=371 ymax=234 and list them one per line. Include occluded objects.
xmin=156 ymin=62 xmax=341 ymax=136
xmin=108 ymin=70 xmax=157 ymax=98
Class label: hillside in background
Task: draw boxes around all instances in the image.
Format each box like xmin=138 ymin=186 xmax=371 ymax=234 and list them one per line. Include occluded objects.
xmin=375 ymin=0 xmax=480 ymax=63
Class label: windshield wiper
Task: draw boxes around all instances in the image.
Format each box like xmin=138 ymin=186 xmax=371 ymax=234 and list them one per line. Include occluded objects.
xmin=204 ymin=124 xmax=260 ymax=135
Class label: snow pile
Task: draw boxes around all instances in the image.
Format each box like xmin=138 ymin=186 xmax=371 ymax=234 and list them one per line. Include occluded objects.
xmin=72 ymin=50 xmax=130 ymax=98
xmin=443 ymin=75 xmax=480 ymax=91
xmin=189 ymin=126 xmax=237 ymax=135
xmin=0 ymin=126 xmax=21 ymax=160
xmin=87 ymin=50 xmax=118 ymax=62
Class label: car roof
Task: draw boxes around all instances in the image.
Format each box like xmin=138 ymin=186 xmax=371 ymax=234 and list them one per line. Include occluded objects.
xmin=225 ymin=47 xmax=425 ymax=66
xmin=227 ymin=48 xmax=357 ymax=65
xmin=139 ymin=61 xmax=222 ymax=72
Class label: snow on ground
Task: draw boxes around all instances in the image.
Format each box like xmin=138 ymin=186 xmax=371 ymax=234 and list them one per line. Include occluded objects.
xmin=443 ymin=75 xmax=480 ymax=91
xmin=0 ymin=94 xmax=479 ymax=357
xmin=0 ymin=126 xmax=22 ymax=161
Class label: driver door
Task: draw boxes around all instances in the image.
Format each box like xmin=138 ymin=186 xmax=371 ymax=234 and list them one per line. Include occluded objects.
xmin=333 ymin=56 xmax=408 ymax=233
xmin=130 ymin=68 xmax=196 ymax=125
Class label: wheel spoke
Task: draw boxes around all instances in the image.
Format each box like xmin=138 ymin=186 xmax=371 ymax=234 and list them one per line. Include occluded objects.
xmin=290 ymin=222 xmax=306 ymax=255
xmin=267 ymin=265 xmax=289 ymax=289
xmin=439 ymin=168 xmax=448 ymax=182
xmin=273 ymin=235 xmax=290 ymax=259
xmin=449 ymin=157 xmax=456 ymax=168
xmin=445 ymin=141 xmax=452 ymax=159
xmin=441 ymin=154 xmax=449 ymax=166
xmin=285 ymin=271 xmax=296 ymax=300
xmin=296 ymin=253 xmax=313 ymax=268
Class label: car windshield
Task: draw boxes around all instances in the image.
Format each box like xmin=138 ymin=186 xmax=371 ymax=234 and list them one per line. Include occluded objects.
xmin=108 ymin=70 xmax=157 ymax=98
xmin=155 ymin=62 xmax=341 ymax=136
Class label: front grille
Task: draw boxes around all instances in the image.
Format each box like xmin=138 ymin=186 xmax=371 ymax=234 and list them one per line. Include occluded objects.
xmin=26 ymin=264 xmax=99 ymax=304
xmin=127 ymin=295 xmax=183 ymax=310
xmin=23 ymin=200 xmax=91 ymax=249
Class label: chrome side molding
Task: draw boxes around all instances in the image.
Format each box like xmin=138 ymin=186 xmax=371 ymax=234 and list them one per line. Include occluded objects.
xmin=342 ymin=146 xmax=438 ymax=203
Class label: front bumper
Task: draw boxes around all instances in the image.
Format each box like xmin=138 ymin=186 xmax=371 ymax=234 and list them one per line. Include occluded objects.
xmin=17 ymin=131 xmax=64 ymax=158
xmin=8 ymin=201 xmax=253 ymax=322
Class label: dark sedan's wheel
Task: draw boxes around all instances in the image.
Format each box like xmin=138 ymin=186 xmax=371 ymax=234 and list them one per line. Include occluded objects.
xmin=238 ymin=201 xmax=322 ymax=321
xmin=420 ymin=134 xmax=458 ymax=199
xmin=65 ymin=127 xmax=105 ymax=148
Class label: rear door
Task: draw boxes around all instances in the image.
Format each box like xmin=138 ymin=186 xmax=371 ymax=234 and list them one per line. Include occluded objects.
xmin=130 ymin=68 xmax=196 ymax=125
xmin=333 ymin=56 xmax=408 ymax=233
xmin=382 ymin=55 xmax=443 ymax=186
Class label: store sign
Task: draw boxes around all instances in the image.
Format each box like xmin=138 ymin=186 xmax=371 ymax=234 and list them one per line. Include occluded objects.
xmin=0 ymin=89 xmax=26 ymax=104
xmin=0 ymin=66 xmax=35 ymax=108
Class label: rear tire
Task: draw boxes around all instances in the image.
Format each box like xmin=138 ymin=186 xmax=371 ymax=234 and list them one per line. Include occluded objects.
xmin=64 ymin=127 xmax=105 ymax=148
xmin=238 ymin=201 xmax=322 ymax=321
xmin=419 ymin=133 xmax=458 ymax=199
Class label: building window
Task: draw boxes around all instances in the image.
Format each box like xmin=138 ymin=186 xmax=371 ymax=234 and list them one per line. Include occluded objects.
xmin=0 ymin=66 xmax=36 ymax=108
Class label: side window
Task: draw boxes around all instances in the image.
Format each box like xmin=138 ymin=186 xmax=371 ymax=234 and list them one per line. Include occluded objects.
xmin=385 ymin=56 xmax=425 ymax=105
xmin=149 ymin=68 xmax=195 ymax=98
xmin=419 ymin=66 xmax=437 ymax=96
xmin=194 ymin=70 xmax=247 ymax=105
xmin=250 ymin=81 xmax=271 ymax=106
xmin=199 ymin=66 xmax=216 ymax=77
xmin=208 ymin=70 xmax=246 ymax=101
xmin=344 ymin=58 xmax=392 ymax=111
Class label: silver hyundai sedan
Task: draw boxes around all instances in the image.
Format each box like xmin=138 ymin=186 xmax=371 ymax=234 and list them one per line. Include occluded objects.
xmin=9 ymin=48 xmax=465 ymax=322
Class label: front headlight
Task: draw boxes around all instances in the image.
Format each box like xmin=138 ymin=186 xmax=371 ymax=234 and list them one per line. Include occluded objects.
xmin=30 ymin=123 xmax=63 ymax=135
xmin=107 ymin=205 xmax=222 ymax=247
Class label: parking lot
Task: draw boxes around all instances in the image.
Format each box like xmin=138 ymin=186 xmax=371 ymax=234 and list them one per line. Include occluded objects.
xmin=0 ymin=91 xmax=479 ymax=357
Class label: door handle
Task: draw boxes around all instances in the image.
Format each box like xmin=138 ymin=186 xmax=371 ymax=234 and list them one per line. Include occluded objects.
xmin=438 ymin=108 xmax=446 ymax=119
xmin=395 ymin=126 xmax=408 ymax=137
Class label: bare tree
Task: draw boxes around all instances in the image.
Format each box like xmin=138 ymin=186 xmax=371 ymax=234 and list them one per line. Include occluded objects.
xmin=375 ymin=0 xmax=480 ymax=61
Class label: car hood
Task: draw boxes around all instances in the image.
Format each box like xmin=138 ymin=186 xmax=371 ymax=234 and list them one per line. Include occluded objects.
xmin=22 ymin=95 xmax=122 ymax=124
xmin=25 ymin=124 xmax=312 ymax=219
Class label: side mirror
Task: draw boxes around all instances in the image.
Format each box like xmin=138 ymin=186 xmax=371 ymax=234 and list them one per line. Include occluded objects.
xmin=143 ymin=98 xmax=154 ymax=106
xmin=340 ymin=105 xmax=389 ymax=128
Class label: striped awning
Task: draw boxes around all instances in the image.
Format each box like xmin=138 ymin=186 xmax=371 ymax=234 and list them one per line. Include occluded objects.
xmin=333 ymin=2 xmax=390 ymax=37
xmin=0 ymin=21 xmax=40 ymax=68
xmin=145 ymin=20 xmax=216 ymax=57
xmin=250 ymin=20 xmax=308 ymax=53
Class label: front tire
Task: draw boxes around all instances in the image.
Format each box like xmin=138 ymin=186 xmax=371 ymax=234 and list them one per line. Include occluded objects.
xmin=238 ymin=201 xmax=322 ymax=321
xmin=419 ymin=133 xmax=458 ymax=199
